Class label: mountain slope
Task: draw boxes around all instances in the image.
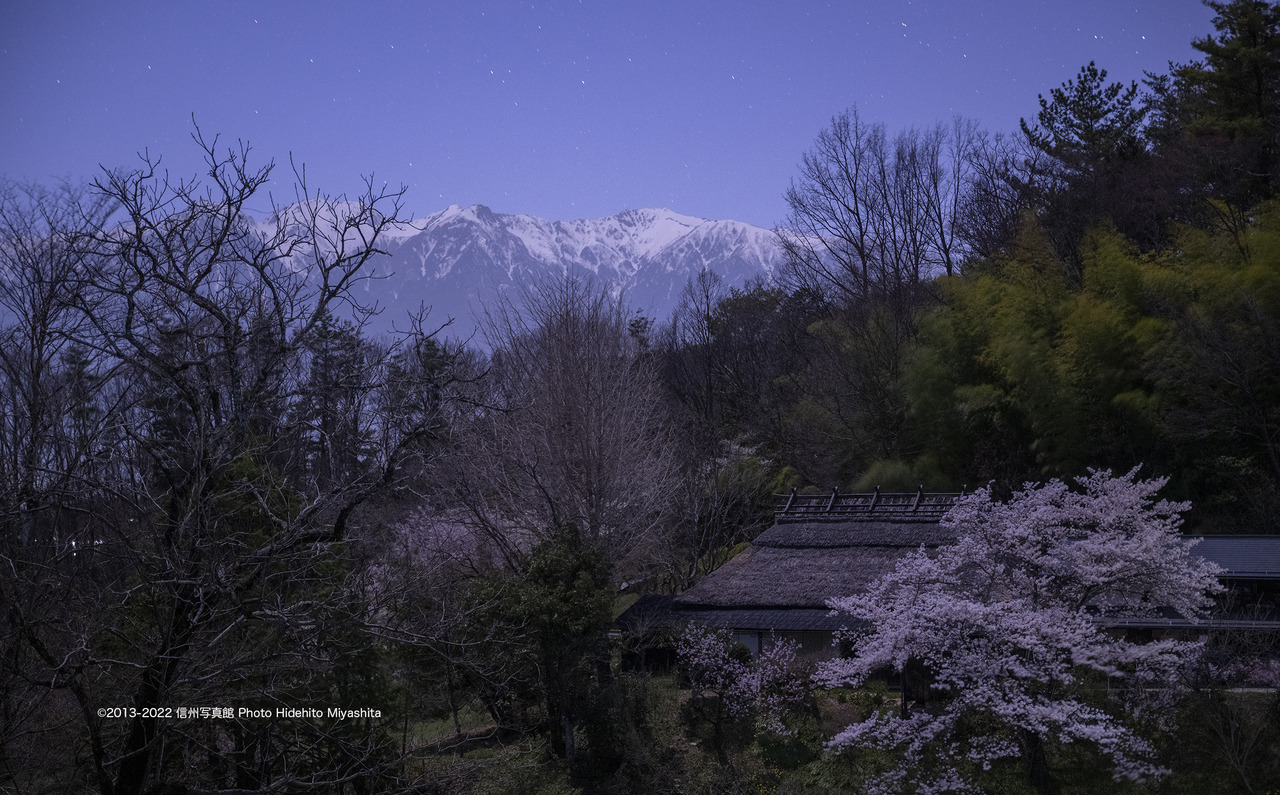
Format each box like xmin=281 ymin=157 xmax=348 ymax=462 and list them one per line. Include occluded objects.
xmin=352 ymin=205 xmax=782 ymax=342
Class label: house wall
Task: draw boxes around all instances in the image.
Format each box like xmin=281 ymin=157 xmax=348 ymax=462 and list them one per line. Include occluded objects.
xmin=735 ymin=630 xmax=838 ymax=660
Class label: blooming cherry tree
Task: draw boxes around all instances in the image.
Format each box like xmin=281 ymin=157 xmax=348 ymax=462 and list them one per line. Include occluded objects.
xmin=676 ymin=623 xmax=809 ymax=762
xmin=817 ymin=469 xmax=1223 ymax=794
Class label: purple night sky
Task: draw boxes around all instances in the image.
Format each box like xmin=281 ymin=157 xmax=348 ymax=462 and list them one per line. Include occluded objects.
xmin=2 ymin=1 xmax=1214 ymax=228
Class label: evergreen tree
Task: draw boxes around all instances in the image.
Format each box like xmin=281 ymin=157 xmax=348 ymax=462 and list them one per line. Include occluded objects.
xmin=1022 ymin=61 xmax=1147 ymax=172
xmin=1146 ymin=1 xmax=1280 ymax=222
xmin=1021 ymin=62 xmax=1155 ymax=259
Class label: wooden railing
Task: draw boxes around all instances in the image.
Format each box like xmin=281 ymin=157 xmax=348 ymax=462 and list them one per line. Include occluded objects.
xmin=774 ymin=486 xmax=965 ymax=518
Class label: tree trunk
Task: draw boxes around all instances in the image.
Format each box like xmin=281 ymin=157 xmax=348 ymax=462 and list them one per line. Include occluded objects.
xmin=115 ymin=571 xmax=199 ymax=795
xmin=1023 ymin=729 xmax=1054 ymax=795
xmin=561 ymin=713 xmax=577 ymax=771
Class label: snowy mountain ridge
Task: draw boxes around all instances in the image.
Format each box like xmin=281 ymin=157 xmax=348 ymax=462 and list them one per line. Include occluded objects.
xmin=353 ymin=204 xmax=783 ymax=341
xmin=404 ymin=204 xmax=776 ymax=277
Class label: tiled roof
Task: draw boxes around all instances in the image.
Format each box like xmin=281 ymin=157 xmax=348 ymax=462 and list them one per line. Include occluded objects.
xmin=1191 ymin=535 xmax=1280 ymax=579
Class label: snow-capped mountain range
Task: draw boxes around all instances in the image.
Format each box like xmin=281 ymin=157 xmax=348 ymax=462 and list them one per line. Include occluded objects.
xmin=347 ymin=205 xmax=783 ymax=342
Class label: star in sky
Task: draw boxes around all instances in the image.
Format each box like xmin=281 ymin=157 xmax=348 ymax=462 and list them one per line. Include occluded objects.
xmin=1 ymin=1 xmax=1213 ymax=227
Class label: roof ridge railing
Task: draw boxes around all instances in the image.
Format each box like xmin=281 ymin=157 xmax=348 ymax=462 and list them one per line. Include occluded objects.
xmin=774 ymin=485 xmax=967 ymax=517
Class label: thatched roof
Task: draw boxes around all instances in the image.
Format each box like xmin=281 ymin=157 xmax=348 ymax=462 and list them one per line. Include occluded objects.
xmin=674 ymin=545 xmax=926 ymax=609
xmin=753 ymin=518 xmax=956 ymax=549
xmin=671 ymin=607 xmax=863 ymax=633
xmin=614 ymin=593 xmax=675 ymax=634
xmin=672 ymin=509 xmax=957 ymax=616
xmin=637 ymin=496 xmax=1280 ymax=637
xmin=614 ymin=500 xmax=958 ymax=635
xmin=624 ymin=492 xmax=1280 ymax=638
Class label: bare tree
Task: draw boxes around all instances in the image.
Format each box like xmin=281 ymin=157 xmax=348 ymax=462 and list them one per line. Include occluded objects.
xmin=441 ymin=276 xmax=681 ymax=580
xmin=662 ymin=269 xmax=731 ymax=441
xmin=773 ymin=109 xmax=989 ymax=482
xmin=955 ymin=129 xmax=1043 ymax=261
xmin=0 ymin=179 xmax=118 ymax=791
xmin=1 ymin=132 xmax=457 ymax=793
xmin=777 ymin=107 xmax=979 ymax=306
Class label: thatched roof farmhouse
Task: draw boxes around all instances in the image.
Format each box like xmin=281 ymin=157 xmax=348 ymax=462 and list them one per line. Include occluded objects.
xmin=645 ymin=489 xmax=1280 ymax=659
xmin=669 ymin=489 xmax=962 ymax=656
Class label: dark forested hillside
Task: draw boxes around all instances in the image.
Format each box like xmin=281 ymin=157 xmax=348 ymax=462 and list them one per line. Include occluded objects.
xmin=656 ymin=0 xmax=1280 ymax=533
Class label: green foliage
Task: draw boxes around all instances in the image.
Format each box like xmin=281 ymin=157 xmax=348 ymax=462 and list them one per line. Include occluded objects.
xmin=1185 ymin=0 xmax=1280 ymax=126
xmin=467 ymin=524 xmax=618 ymax=784
xmin=414 ymin=743 xmax=579 ymax=795
xmin=902 ymin=223 xmax=1077 ymax=484
xmin=1141 ymin=210 xmax=1280 ymax=526
xmin=1143 ymin=1 xmax=1280 ymax=220
xmin=519 ymin=524 xmax=615 ymax=650
xmin=788 ymin=302 xmax=920 ymax=485
xmin=895 ymin=206 xmax=1280 ymax=525
xmin=852 ymin=453 xmax=949 ymax=493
